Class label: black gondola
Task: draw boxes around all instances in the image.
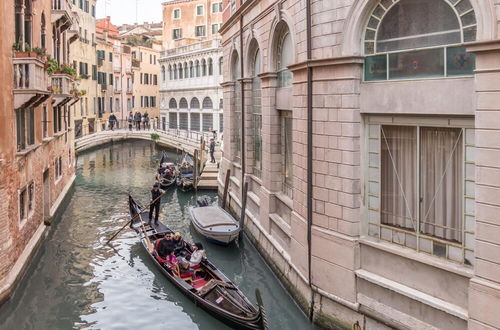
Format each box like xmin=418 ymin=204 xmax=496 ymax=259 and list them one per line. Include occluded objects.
xmin=128 ymin=195 xmax=268 ymax=330
xmin=156 ymin=152 xmax=177 ymax=188
xmin=176 ymin=151 xmax=194 ymax=192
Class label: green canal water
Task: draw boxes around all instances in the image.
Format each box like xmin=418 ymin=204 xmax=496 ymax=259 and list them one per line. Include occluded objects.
xmin=0 ymin=140 xmax=316 ymax=330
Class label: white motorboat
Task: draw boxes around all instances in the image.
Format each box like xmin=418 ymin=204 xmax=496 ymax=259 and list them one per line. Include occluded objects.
xmin=189 ymin=202 xmax=240 ymax=246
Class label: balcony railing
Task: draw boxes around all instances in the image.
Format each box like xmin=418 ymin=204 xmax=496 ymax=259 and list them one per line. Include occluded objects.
xmin=13 ymin=55 xmax=50 ymax=109
xmin=132 ymin=60 xmax=140 ymax=69
xmin=51 ymin=0 xmax=73 ymax=27
xmin=161 ymin=39 xmax=221 ymax=58
xmin=126 ymin=86 xmax=133 ymax=94
xmin=52 ymin=73 xmax=74 ymax=106
xmin=114 ymin=87 xmax=122 ymax=93
xmin=113 ymin=65 xmax=121 ymax=72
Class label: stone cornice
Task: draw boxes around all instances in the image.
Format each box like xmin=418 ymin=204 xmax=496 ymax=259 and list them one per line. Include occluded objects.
xmin=466 ymin=39 xmax=500 ymax=53
xmin=288 ymin=56 xmax=364 ymax=72
xmin=257 ymin=72 xmax=277 ymax=80
xmin=220 ymin=81 xmax=235 ymax=87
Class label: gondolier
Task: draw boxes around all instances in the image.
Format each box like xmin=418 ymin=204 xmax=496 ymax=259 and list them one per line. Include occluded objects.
xmin=149 ymin=183 xmax=165 ymax=225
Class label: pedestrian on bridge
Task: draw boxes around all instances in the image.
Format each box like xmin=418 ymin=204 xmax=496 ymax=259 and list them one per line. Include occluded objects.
xmin=128 ymin=112 xmax=134 ymax=131
xmin=109 ymin=114 xmax=117 ymax=131
xmin=209 ymin=138 xmax=216 ymax=163
xmin=134 ymin=111 xmax=142 ymax=131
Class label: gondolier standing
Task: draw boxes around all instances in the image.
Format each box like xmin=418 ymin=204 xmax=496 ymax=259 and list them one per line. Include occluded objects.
xmin=149 ymin=183 xmax=165 ymax=225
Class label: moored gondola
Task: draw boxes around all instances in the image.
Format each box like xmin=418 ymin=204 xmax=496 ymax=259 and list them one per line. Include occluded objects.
xmin=156 ymin=152 xmax=177 ymax=188
xmin=128 ymin=195 xmax=268 ymax=330
xmin=176 ymin=151 xmax=194 ymax=192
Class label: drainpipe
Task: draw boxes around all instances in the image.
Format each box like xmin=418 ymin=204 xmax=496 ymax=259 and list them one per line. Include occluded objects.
xmin=306 ymin=0 xmax=314 ymax=321
xmin=239 ymin=17 xmax=246 ymax=192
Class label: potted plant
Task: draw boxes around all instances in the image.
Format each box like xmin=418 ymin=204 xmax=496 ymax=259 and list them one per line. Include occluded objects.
xmin=47 ymin=57 xmax=59 ymax=75
xmin=12 ymin=42 xmax=36 ymax=58
xmin=31 ymin=47 xmax=47 ymax=61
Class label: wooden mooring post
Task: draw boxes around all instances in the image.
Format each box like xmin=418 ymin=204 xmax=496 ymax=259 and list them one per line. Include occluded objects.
xmin=221 ymin=169 xmax=231 ymax=209
xmin=239 ymin=181 xmax=249 ymax=236
xmin=194 ymin=149 xmax=199 ymax=192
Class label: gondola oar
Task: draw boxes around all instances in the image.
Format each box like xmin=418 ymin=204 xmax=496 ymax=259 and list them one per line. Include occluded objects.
xmin=105 ymin=192 xmax=166 ymax=245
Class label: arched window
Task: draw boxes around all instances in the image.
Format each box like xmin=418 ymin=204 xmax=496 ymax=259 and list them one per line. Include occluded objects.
xmin=202 ymin=97 xmax=213 ymax=109
xmin=15 ymin=0 xmax=33 ymax=48
xmin=231 ymin=51 xmax=241 ymax=162
xmin=275 ymin=22 xmax=293 ymax=88
xmin=41 ymin=12 xmax=46 ymax=50
xmin=189 ymin=61 xmax=194 ymax=78
xmin=218 ymin=57 xmax=223 ymax=75
xmin=364 ymin=0 xmax=477 ymax=81
xmin=190 ymin=97 xmax=200 ymax=109
xmin=195 ymin=60 xmax=200 ymax=77
xmin=169 ymin=98 xmax=177 ymax=109
xmin=168 ymin=65 xmax=172 ymax=80
xmin=201 ymin=59 xmax=207 ymax=76
xmin=208 ymin=58 xmax=213 ymax=76
xmin=173 ymin=64 xmax=178 ymax=79
xmin=161 ymin=65 xmax=166 ymax=82
xmin=250 ymin=43 xmax=262 ymax=177
xmin=179 ymin=98 xmax=188 ymax=109
xmin=179 ymin=63 xmax=183 ymax=79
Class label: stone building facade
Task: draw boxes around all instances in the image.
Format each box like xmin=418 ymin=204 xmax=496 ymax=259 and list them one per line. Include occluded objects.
xmin=0 ymin=0 xmax=77 ymax=304
xmin=70 ymin=0 xmax=98 ymax=138
xmin=159 ymin=0 xmax=224 ymax=138
xmin=220 ymin=0 xmax=500 ymax=329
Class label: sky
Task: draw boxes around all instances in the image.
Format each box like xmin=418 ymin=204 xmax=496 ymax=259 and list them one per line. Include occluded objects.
xmin=96 ymin=0 xmax=165 ymax=25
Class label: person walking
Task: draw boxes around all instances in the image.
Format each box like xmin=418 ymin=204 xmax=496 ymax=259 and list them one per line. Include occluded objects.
xmin=143 ymin=112 xmax=149 ymax=130
xmin=209 ymin=138 xmax=216 ymax=163
xmin=109 ymin=114 xmax=117 ymax=131
xmin=127 ymin=112 xmax=134 ymax=131
xmin=149 ymin=183 xmax=165 ymax=226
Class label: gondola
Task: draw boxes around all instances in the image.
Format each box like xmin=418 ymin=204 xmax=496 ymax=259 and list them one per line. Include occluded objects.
xmin=176 ymin=151 xmax=195 ymax=192
xmin=128 ymin=195 xmax=268 ymax=330
xmin=156 ymin=152 xmax=177 ymax=188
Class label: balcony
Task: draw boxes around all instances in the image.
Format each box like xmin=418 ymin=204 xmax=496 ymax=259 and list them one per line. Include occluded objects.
xmin=161 ymin=39 xmax=221 ymax=58
xmin=126 ymin=86 xmax=133 ymax=94
xmin=13 ymin=55 xmax=50 ymax=109
xmin=114 ymin=87 xmax=122 ymax=94
xmin=51 ymin=0 xmax=73 ymax=30
xmin=113 ymin=64 xmax=121 ymax=73
xmin=51 ymin=73 xmax=74 ymax=107
xmin=132 ymin=59 xmax=141 ymax=69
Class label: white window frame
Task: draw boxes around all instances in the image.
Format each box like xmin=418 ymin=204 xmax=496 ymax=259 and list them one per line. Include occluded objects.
xmin=211 ymin=23 xmax=220 ymax=35
xmin=364 ymin=116 xmax=475 ymax=266
xmin=196 ymin=4 xmax=204 ymax=16
xmin=212 ymin=2 xmax=221 ymax=13
xmin=172 ymin=8 xmax=181 ymax=19
xmin=172 ymin=28 xmax=182 ymax=40
xmin=195 ymin=25 xmax=206 ymax=37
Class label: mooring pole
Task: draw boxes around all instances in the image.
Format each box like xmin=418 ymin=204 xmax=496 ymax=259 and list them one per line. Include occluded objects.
xmin=222 ymin=169 xmax=231 ymax=209
xmin=239 ymin=181 xmax=249 ymax=235
xmin=194 ymin=149 xmax=199 ymax=191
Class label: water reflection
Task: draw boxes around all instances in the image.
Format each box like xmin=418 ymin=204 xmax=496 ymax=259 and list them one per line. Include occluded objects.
xmin=0 ymin=140 xmax=315 ymax=330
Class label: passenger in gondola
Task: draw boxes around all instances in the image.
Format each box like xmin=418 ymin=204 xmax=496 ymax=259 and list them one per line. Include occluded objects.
xmin=189 ymin=243 xmax=206 ymax=268
xmin=172 ymin=232 xmax=184 ymax=253
xmin=166 ymin=250 xmax=178 ymax=268
xmin=156 ymin=232 xmax=175 ymax=260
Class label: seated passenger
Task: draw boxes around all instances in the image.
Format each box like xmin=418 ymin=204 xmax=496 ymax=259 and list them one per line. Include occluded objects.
xmin=166 ymin=250 xmax=178 ymax=267
xmin=177 ymin=258 xmax=193 ymax=278
xmin=189 ymin=243 xmax=206 ymax=268
xmin=172 ymin=232 xmax=184 ymax=252
xmin=156 ymin=232 xmax=175 ymax=260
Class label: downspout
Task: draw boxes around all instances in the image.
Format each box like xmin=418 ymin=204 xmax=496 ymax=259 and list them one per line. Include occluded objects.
xmin=306 ymin=0 xmax=314 ymax=321
xmin=239 ymin=17 xmax=246 ymax=192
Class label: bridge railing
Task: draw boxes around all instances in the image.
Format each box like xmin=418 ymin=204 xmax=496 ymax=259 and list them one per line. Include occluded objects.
xmin=74 ymin=118 xmax=216 ymax=149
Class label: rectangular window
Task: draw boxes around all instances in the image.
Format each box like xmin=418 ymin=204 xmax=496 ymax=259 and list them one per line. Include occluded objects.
xmin=169 ymin=112 xmax=178 ymax=129
xmin=173 ymin=8 xmax=181 ymax=19
xmin=109 ymin=52 xmax=113 ymax=62
xmin=92 ymin=65 xmax=97 ymax=80
xmin=253 ymin=77 xmax=262 ymax=177
xmin=91 ymin=5 xmax=95 ymax=17
xmin=196 ymin=4 xmax=204 ymax=16
xmin=55 ymin=156 xmax=62 ymax=180
xmin=282 ymin=112 xmax=293 ymax=197
xmin=179 ymin=113 xmax=188 ymax=130
xmin=219 ymin=113 xmax=223 ymax=132
xmin=211 ymin=24 xmax=220 ymax=35
xmin=42 ymin=105 xmax=48 ymax=138
xmin=28 ymin=181 xmax=34 ymax=213
xmin=153 ymin=75 xmax=158 ymax=85
xmin=191 ymin=113 xmax=200 ymax=131
xmin=16 ymin=107 xmax=35 ymax=151
xmin=172 ymin=28 xmax=182 ymax=40
xmin=202 ymin=114 xmax=213 ymax=132
xmin=195 ymin=25 xmax=206 ymax=37
xmin=366 ymin=120 xmax=475 ymax=264
xmin=212 ymin=2 xmax=219 ymax=13
xmin=109 ymin=73 xmax=113 ymax=85
xmin=19 ymin=187 xmax=26 ymax=222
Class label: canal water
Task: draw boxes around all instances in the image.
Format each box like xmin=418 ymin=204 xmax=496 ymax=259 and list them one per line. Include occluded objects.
xmin=0 ymin=140 xmax=316 ymax=330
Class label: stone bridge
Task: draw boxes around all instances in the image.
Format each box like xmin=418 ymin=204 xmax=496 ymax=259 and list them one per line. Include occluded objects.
xmin=75 ymin=128 xmax=214 ymax=155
